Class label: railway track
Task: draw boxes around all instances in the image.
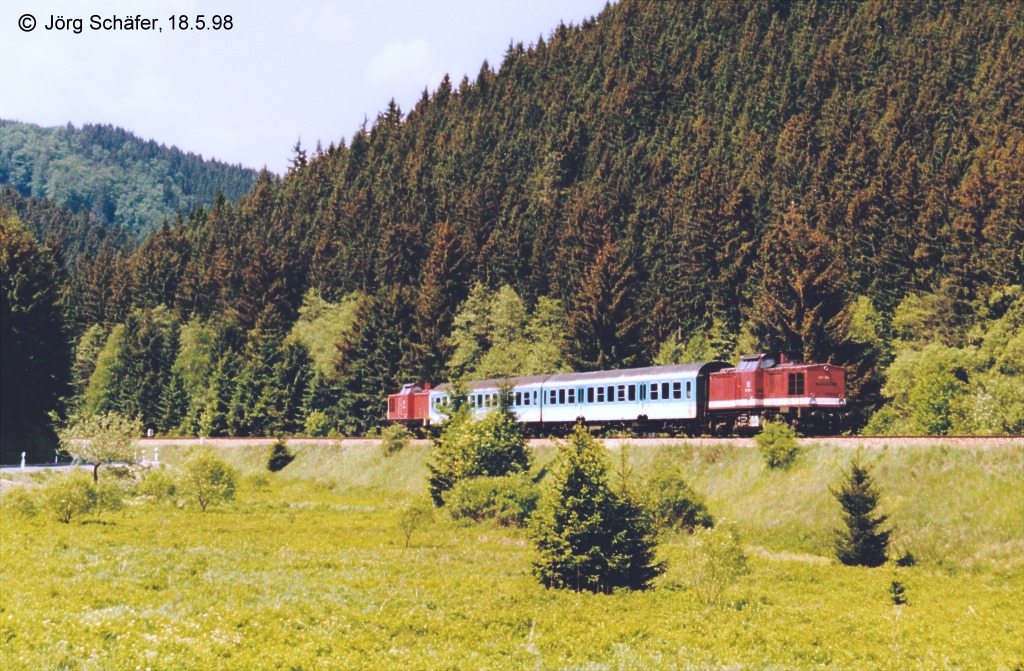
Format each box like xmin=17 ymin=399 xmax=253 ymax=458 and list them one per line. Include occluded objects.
xmin=137 ymin=435 xmax=1024 ymax=450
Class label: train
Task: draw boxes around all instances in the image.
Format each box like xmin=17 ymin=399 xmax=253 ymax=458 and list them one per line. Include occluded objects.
xmin=387 ymin=352 xmax=847 ymax=436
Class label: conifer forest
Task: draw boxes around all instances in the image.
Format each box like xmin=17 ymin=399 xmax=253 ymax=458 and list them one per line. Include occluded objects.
xmin=2 ymin=0 xmax=1023 ymax=462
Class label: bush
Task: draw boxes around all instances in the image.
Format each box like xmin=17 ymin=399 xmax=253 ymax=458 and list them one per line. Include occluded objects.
xmin=93 ymin=479 xmax=125 ymax=514
xmin=138 ymin=466 xmax=177 ymax=502
xmin=755 ymin=420 xmax=800 ymax=469
xmin=181 ymin=450 xmax=238 ymax=511
xmin=381 ymin=423 xmax=412 ymax=457
xmin=1 ymin=486 xmax=39 ymax=518
xmin=427 ymin=393 xmax=529 ymax=506
xmin=444 ymin=474 xmax=540 ymax=527
xmin=679 ymin=525 xmax=749 ymax=606
xmin=643 ymin=469 xmax=713 ymax=533
xmin=42 ymin=470 xmax=96 ymax=523
xmin=247 ymin=474 xmax=271 ymax=493
xmin=267 ymin=441 xmax=295 ymax=472
xmin=304 ymin=410 xmax=331 ymax=437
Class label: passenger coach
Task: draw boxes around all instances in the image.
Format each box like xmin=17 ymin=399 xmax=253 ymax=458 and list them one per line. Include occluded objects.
xmin=392 ymin=361 xmax=732 ymax=436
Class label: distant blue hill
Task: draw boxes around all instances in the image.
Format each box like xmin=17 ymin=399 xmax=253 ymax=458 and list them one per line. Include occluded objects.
xmin=0 ymin=120 xmax=258 ymax=237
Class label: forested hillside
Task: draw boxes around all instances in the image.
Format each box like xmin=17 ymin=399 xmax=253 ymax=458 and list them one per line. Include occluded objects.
xmin=0 ymin=120 xmax=258 ymax=237
xmin=3 ymin=0 xmax=1022 ymax=460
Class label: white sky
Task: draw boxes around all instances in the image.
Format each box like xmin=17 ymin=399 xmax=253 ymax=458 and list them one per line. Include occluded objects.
xmin=1 ymin=0 xmax=608 ymax=173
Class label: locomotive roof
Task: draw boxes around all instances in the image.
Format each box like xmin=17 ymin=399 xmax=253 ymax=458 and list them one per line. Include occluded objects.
xmin=433 ymin=362 xmax=729 ymax=393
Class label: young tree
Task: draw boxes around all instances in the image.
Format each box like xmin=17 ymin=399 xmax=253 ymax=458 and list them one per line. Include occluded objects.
xmin=679 ymin=525 xmax=749 ymax=606
xmin=832 ymin=457 xmax=891 ymax=567
xmin=531 ymin=424 xmax=664 ymax=593
xmin=181 ymin=449 xmax=238 ymax=511
xmin=58 ymin=411 xmax=142 ymax=482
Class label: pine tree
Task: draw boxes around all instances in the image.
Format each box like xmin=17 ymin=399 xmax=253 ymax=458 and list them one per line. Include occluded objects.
xmin=749 ymin=204 xmax=851 ymax=362
xmin=334 ymin=286 xmax=415 ymax=435
xmin=408 ymin=221 xmax=470 ymax=382
xmin=832 ymin=457 xmax=891 ymax=568
xmin=1 ymin=214 xmax=71 ymax=463
xmin=532 ymin=424 xmax=664 ymax=592
xmin=567 ymin=241 xmax=647 ymax=371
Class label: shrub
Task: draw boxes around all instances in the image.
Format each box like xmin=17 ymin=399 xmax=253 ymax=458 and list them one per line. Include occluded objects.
xmin=755 ymin=419 xmax=800 ymax=469
xmin=267 ymin=441 xmax=295 ymax=472
xmin=679 ymin=525 xmax=749 ymax=606
xmin=832 ymin=457 xmax=891 ymax=567
xmin=381 ymin=423 xmax=412 ymax=457
xmin=643 ymin=468 xmax=713 ymax=533
xmin=247 ymin=474 xmax=271 ymax=493
xmin=93 ymin=479 xmax=125 ymax=514
xmin=1 ymin=486 xmax=39 ymax=518
xmin=138 ymin=467 xmax=177 ymax=502
xmin=304 ymin=410 xmax=331 ymax=437
xmin=531 ymin=424 xmax=664 ymax=593
xmin=427 ymin=391 xmax=529 ymax=506
xmin=444 ymin=474 xmax=540 ymax=527
xmin=42 ymin=470 xmax=96 ymax=523
xmin=181 ymin=450 xmax=238 ymax=511
xmin=890 ymin=573 xmax=908 ymax=606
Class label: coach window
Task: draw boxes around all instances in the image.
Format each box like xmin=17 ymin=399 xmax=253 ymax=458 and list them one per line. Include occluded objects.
xmin=607 ymin=385 xmax=615 ymax=402
xmin=639 ymin=384 xmax=646 ymax=401
xmin=587 ymin=387 xmax=595 ymax=403
xmin=650 ymin=383 xmax=659 ymax=400
xmin=615 ymin=385 xmax=624 ymax=402
xmin=661 ymin=382 xmax=670 ymax=399
xmin=628 ymin=384 xmax=636 ymax=401
xmin=557 ymin=388 xmax=565 ymax=405
xmin=596 ymin=386 xmax=605 ymax=403
xmin=568 ymin=388 xmax=576 ymax=404
xmin=686 ymin=381 xmax=692 ymax=399
xmin=672 ymin=382 xmax=682 ymax=400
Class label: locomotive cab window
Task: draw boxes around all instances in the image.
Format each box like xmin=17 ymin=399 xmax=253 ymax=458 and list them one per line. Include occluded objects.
xmin=788 ymin=373 xmax=805 ymax=396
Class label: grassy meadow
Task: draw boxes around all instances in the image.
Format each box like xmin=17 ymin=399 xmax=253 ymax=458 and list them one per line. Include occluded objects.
xmin=1 ymin=439 xmax=1022 ymax=670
